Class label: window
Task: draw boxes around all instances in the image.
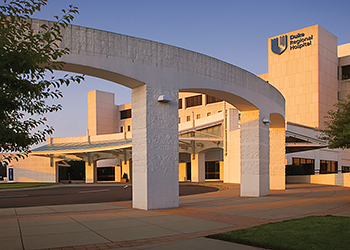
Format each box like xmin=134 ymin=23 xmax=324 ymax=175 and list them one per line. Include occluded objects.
xmin=218 ymin=110 xmax=222 ymax=113
xmin=185 ymin=95 xmax=202 ymax=108
xmin=207 ymin=112 xmax=211 ymax=116
xmin=120 ymin=126 xmax=123 ymax=133
xmin=206 ymin=95 xmax=222 ymax=104
xmin=196 ymin=114 xmax=201 ymax=119
xmin=289 ymin=158 xmax=315 ymax=175
xmin=127 ymin=125 xmax=131 ymax=132
xmin=293 ymin=158 xmax=315 ymax=165
xmin=320 ymin=160 xmax=338 ymax=174
xmin=120 ymin=109 xmax=132 ymax=120
xmin=342 ymin=166 xmax=350 ymax=173
xmin=178 ymin=117 xmax=181 ymax=123
xmin=342 ymin=65 xmax=350 ymax=80
xmin=178 ymin=99 xmax=183 ymax=109
xmin=186 ymin=116 xmax=191 ymax=122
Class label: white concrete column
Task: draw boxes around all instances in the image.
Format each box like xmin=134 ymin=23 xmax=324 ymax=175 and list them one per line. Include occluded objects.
xmin=337 ymin=150 xmax=342 ymax=173
xmin=224 ymin=108 xmax=241 ymax=183
xmin=85 ymin=161 xmax=97 ymax=183
xmin=240 ymin=110 xmax=269 ymax=197
xmin=314 ymin=150 xmax=320 ymax=174
xmin=270 ymin=127 xmax=286 ymax=190
xmin=132 ymin=84 xmax=179 ymax=210
xmin=191 ymin=153 xmax=205 ymax=182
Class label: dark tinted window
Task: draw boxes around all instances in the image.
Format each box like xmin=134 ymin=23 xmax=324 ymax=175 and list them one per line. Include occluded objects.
xmin=186 ymin=95 xmax=202 ymax=108
xmin=120 ymin=109 xmax=132 ymax=120
xmin=342 ymin=65 xmax=350 ymax=80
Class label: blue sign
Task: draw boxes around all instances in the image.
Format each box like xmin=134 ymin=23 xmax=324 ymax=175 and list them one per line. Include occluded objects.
xmin=271 ymin=32 xmax=314 ymax=55
xmin=9 ymin=168 xmax=13 ymax=181
xmin=271 ymin=35 xmax=288 ymax=55
xmin=289 ymin=34 xmax=313 ymax=50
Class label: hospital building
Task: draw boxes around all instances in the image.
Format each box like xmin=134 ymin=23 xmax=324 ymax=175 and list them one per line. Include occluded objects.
xmin=2 ymin=24 xmax=350 ymax=188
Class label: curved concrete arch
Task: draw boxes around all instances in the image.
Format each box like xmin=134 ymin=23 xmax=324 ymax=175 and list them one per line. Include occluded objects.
xmin=31 ymin=19 xmax=284 ymax=115
xmin=31 ymin=19 xmax=286 ymax=210
xmin=270 ymin=113 xmax=286 ymax=128
xmin=62 ymin=63 xmax=144 ymax=89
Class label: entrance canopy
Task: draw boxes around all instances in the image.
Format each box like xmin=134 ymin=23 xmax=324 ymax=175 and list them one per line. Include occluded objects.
xmin=31 ymin=133 xmax=132 ymax=163
xmin=285 ymin=122 xmax=328 ymax=154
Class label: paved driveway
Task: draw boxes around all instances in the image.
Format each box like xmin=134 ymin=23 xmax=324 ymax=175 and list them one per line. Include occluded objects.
xmin=1 ymin=183 xmax=350 ymax=250
xmin=0 ymin=184 xmax=219 ymax=208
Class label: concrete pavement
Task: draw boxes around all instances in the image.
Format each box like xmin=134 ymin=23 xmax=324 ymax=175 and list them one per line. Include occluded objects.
xmin=1 ymin=183 xmax=350 ymax=250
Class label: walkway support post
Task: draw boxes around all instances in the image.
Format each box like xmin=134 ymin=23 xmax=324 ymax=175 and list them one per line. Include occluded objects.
xmin=132 ymin=84 xmax=179 ymax=210
xmin=85 ymin=161 xmax=97 ymax=183
xmin=191 ymin=153 xmax=205 ymax=183
xmin=223 ymin=108 xmax=241 ymax=183
xmin=240 ymin=110 xmax=270 ymax=197
xmin=270 ymin=127 xmax=286 ymax=190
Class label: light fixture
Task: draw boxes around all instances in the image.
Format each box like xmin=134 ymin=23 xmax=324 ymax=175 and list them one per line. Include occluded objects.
xmin=157 ymin=94 xmax=172 ymax=103
xmin=262 ymin=117 xmax=271 ymax=124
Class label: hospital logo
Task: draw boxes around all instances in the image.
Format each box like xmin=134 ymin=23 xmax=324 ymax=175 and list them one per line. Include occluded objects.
xmin=271 ymin=35 xmax=287 ymax=55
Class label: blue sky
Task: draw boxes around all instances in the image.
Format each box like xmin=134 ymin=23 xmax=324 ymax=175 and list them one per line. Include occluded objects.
xmin=27 ymin=0 xmax=350 ymax=138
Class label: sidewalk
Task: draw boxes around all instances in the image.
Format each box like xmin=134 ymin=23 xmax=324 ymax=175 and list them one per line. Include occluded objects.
xmin=1 ymin=183 xmax=350 ymax=250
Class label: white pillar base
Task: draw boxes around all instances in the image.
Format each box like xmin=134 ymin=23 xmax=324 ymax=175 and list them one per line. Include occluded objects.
xmin=132 ymin=85 xmax=179 ymax=210
xmin=240 ymin=110 xmax=270 ymax=197
xmin=270 ymin=127 xmax=286 ymax=190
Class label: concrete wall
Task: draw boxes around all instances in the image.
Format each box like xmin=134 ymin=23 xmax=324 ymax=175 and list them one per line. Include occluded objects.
xmin=3 ymin=155 xmax=56 ymax=182
xmin=88 ymin=90 xmax=118 ymax=135
xmin=318 ymin=26 xmax=339 ymax=128
xmin=287 ymin=173 xmax=350 ymax=187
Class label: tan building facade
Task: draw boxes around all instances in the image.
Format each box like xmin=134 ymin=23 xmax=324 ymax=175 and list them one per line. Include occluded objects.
xmin=260 ymin=25 xmax=339 ymax=129
xmin=261 ymin=25 xmax=350 ymax=177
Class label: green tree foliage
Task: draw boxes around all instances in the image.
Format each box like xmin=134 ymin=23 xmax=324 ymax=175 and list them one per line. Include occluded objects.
xmin=320 ymin=95 xmax=350 ymax=149
xmin=0 ymin=0 xmax=83 ymax=163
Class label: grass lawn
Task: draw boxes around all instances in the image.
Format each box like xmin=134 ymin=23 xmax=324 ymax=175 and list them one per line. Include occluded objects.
xmin=207 ymin=215 xmax=350 ymax=250
xmin=0 ymin=182 xmax=58 ymax=189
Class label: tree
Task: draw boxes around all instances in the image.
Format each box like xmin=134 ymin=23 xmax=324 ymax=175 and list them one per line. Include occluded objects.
xmin=0 ymin=0 xmax=83 ymax=163
xmin=320 ymin=95 xmax=350 ymax=149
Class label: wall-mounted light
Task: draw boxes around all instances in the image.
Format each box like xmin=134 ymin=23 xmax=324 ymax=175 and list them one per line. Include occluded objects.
xmin=157 ymin=95 xmax=172 ymax=103
xmin=262 ymin=117 xmax=271 ymax=124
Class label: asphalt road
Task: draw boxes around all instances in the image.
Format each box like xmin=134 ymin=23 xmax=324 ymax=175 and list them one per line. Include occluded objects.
xmin=0 ymin=184 xmax=219 ymax=208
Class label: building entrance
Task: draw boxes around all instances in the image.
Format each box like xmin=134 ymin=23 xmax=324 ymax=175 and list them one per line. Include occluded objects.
xmin=205 ymin=161 xmax=220 ymax=179
xmin=97 ymin=167 xmax=115 ymax=181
